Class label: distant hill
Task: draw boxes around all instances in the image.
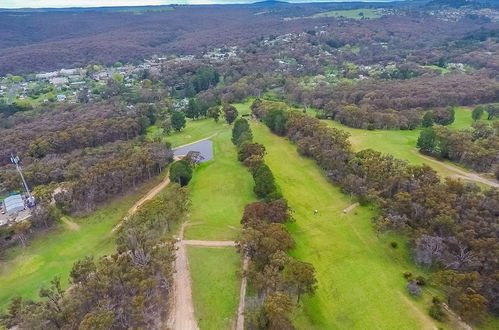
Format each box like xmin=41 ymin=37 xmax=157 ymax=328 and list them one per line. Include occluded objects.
xmin=252 ymin=0 xmax=290 ymax=6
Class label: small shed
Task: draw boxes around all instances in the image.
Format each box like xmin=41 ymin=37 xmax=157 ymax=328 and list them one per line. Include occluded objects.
xmin=4 ymin=195 xmax=25 ymax=215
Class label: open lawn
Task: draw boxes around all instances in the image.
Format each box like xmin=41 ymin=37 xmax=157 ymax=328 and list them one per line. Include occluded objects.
xmin=148 ymin=118 xmax=225 ymax=148
xmin=321 ymin=106 xmax=497 ymax=179
xmin=251 ymin=121 xmax=438 ymax=329
xmin=188 ymin=246 xmax=241 ymax=330
xmin=0 ymin=175 xmax=165 ymax=311
xmin=182 ymin=126 xmax=256 ymax=241
xmin=313 ymin=9 xmax=381 ymax=19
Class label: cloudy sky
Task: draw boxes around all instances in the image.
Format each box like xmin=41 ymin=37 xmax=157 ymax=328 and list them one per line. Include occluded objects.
xmin=1 ymin=0 xmax=390 ymax=9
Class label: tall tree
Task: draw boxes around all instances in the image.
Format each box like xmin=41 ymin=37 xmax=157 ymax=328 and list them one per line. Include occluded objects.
xmin=417 ymin=128 xmax=437 ymax=154
xmin=223 ymin=104 xmax=239 ymax=124
xmin=171 ymin=111 xmax=186 ymax=132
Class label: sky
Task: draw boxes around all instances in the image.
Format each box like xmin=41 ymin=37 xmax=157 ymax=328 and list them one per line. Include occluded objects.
xmin=1 ymin=0 xmax=393 ymax=9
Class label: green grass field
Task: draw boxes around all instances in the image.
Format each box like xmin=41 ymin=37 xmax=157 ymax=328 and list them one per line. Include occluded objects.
xmin=321 ymin=106 xmax=496 ymax=178
xmin=422 ymin=65 xmax=451 ymax=75
xmin=0 ymin=175 xmax=165 ymax=310
xmin=148 ymin=118 xmax=225 ymax=148
xmin=313 ymin=8 xmax=381 ymax=19
xmin=183 ymin=129 xmax=256 ymax=241
xmin=251 ymin=121 xmax=438 ymax=329
xmin=188 ymin=246 xmax=241 ymax=330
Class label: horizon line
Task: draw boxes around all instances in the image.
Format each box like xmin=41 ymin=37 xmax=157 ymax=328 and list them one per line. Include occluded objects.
xmin=0 ymin=0 xmax=404 ymax=10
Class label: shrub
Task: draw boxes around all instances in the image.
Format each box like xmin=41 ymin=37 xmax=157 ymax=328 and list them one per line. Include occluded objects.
xmin=253 ymin=163 xmax=278 ymax=199
xmin=243 ymin=155 xmax=264 ymax=171
xmin=169 ymin=160 xmax=193 ymax=186
xmin=403 ymin=271 xmax=413 ymax=280
xmin=232 ymin=118 xmax=252 ymax=146
xmin=415 ymin=275 xmax=426 ymax=286
xmin=407 ymin=280 xmax=422 ymax=297
xmin=238 ymin=142 xmax=266 ymax=162
xmin=223 ymin=104 xmax=238 ymax=124
xmin=390 ymin=241 xmax=398 ymax=248
xmin=264 ymin=109 xmax=288 ymax=136
xmin=429 ymin=297 xmax=445 ymax=321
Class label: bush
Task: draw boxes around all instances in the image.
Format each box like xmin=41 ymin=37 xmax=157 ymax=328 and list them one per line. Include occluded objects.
xmin=429 ymin=301 xmax=445 ymax=321
xmin=407 ymin=280 xmax=422 ymax=297
xmin=238 ymin=142 xmax=266 ymax=162
xmin=403 ymin=271 xmax=413 ymax=280
xmin=253 ymin=163 xmax=278 ymax=199
xmin=415 ymin=275 xmax=426 ymax=286
xmin=263 ymin=109 xmax=287 ymax=136
xmin=232 ymin=118 xmax=252 ymax=146
xmin=390 ymin=241 xmax=398 ymax=248
xmin=243 ymin=155 xmax=264 ymax=171
xmin=169 ymin=160 xmax=193 ymax=186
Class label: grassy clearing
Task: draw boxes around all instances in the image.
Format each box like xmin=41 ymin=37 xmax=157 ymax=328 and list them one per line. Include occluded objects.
xmin=183 ymin=127 xmax=256 ymax=241
xmin=251 ymin=121 xmax=437 ymax=329
xmin=422 ymin=65 xmax=451 ymax=75
xmin=149 ymin=118 xmax=225 ymax=148
xmin=0 ymin=175 xmax=165 ymax=310
xmin=188 ymin=246 xmax=241 ymax=330
xmin=314 ymin=9 xmax=381 ymax=19
xmin=322 ymin=107 xmax=495 ymax=178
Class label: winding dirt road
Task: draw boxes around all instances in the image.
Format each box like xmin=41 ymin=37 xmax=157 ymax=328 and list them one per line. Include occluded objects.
xmin=413 ymin=150 xmax=499 ymax=188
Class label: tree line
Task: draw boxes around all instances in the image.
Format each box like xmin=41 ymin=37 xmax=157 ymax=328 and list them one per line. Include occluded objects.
xmin=232 ymin=117 xmax=317 ymax=329
xmin=251 ymin=99 xmax=499 ymax=324
xmin=417 ymin=119 xmax=499 ymax=174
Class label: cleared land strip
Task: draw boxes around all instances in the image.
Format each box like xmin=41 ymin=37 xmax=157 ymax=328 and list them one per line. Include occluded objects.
xmin=170 ymin=223 xmax=247 ymax=330
xmin=413 ymin=150 xmax=499 ymax=188
xmin=236 ymin=256 xmax=250 ymax=330
xmin=183 ymin=240 xmax=236 ymax=247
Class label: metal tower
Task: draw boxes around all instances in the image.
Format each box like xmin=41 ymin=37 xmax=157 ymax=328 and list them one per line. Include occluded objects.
xmin=10 ymin=155 xmax=32 ymax=199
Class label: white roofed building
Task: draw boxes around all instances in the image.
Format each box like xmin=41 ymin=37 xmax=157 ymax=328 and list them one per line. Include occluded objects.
xmin=4 ymin=195 xmax=25 ymax=215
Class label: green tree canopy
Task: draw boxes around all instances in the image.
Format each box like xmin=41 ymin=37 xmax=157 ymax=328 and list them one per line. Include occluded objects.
xmin=169 ymin=160 xmax=193 ymax=186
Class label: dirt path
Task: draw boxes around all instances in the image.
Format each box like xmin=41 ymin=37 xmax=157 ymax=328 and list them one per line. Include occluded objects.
xmin=413 ymin=150 xmax=499 ymax=188
xmin=169 ymin=222 xmax=246 ymax=330
xmin=173 ymin=132 xmax=219 ymax=149
xmin=183 ymin=240 xmax=236 ymax=247
xmin=236 ymin=256 xmax=250 ymax=330
xmin=398 ymin=292 xmax=438 ymax=330
xmin=111 ymin=174 xmax=171 ymax=233
xmin=342 ymin=202 xmax=359 ymax=215
xmin=170 ymin=241 xmax=199 ymax=330
xmin=61 ymin=216 xmax=80 ymax=230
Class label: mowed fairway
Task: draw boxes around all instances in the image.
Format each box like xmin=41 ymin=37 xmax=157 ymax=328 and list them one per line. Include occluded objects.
xmin=182 ymin=128 xmax=255 ymax=241
xmin=251 ymin=122 xmax=437 ymax=329
xmin=149 ymin=118 xmax=225 ymax=148
xmin=0 ymin=175 xmax=165 ymax=310
xmin=322 ymin=107 xmax=496 ymax=179
xmin=187 ymin=246 xmax=241 ymax=330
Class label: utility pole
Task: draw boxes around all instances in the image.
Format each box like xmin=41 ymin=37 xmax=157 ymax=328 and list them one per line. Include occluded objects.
xmin=10 ymin=155 xmax=32 ymax=200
